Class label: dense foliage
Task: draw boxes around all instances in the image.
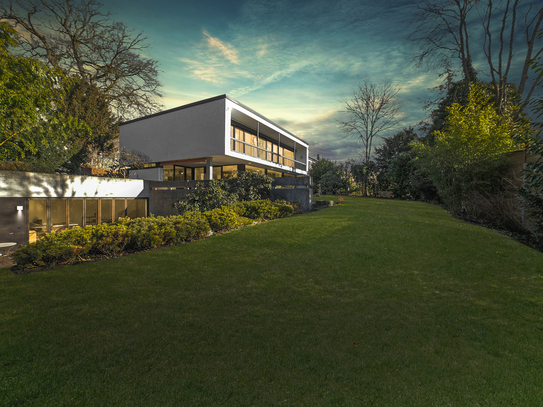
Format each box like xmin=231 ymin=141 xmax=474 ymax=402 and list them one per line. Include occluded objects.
xmin=174 ymin=172 xmax=273 ymax=213
xmin=0 ymin=23 xmax=90 ymax=170
xmin=309 ymin=158 xmax=351 ymax=195
xmin=412 ymin=84 xmax=523 ymax=213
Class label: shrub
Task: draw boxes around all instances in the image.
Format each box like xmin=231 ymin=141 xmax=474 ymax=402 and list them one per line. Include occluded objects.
xmin=520 ymin=187 xmax=543 ymax=234
xmin=234 ymin=200 xmax=295 ymax=220
xmin=204 ymin=207 xmax=249 ymax=232
xmin=11 ymin=200 xmax=294 ymax=270
xmin=174 ymin=171 xmax=273 ymax=214
xmin=226 ymin=171 xmax=273 ymax=201
xmin=174 ymin=180 xmax=238 ymax=213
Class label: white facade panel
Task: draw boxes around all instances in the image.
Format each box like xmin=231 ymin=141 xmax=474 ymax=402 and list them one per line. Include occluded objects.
xmin=120 ymin=98 xmax=227 ymax=163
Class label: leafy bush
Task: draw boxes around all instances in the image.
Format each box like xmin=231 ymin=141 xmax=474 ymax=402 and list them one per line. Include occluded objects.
xmin=233 ymin=199 xmax=294 ymax=220
xmin=204 ymin=207 xmax=250 ymax=232
xmin=520 ymin=187 xmax=543 ymax=234
xmin=226 ymin=171 xmax=273 ymax=201
xmin=174 ymin=180 xmax=238 ymax=213
xmin=174 ymin=171 xmax=273 ymax=214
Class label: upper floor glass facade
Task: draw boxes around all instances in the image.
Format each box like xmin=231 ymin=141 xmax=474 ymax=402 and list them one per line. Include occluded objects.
xmin=230 ymin=122 xmax=300 ymax=169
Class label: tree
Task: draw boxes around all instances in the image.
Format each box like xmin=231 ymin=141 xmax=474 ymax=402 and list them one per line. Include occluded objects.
xmin=412 ymin=83 xmax=525 ymax=211
xmin=374 ymin=127 xmax=419 ymax=173
xmin=0 ymin=0 xmax=162 ymax=119
xmin=338 ymin=80 xmax=402 ymax=165
xmin=309 ymin=157 xmax=351 ymax=195
xmin=60 ymin=79 xmax=119 ymax=173
xmin=0 ymin=22 xmax=89 ymax=168
xmin=407 ymin=0 xmax=543 ymax=112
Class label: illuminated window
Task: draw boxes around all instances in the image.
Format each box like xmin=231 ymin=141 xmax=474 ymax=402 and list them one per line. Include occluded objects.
xmin=213 ymin=167 xmax=222 ymax=179
xmin=51 ymin=199 xmax=67 ymax=232
xmin=194 ymin=167 xmax=205 ymax=180
xmin=69 ymin=200 xmax=84 ymax=228
xmin=101 ymin=199 xmax=113 ymax=223
xmin=86 ymin=200 xmax=98 ymax=225
xmin=163 ymin=165 xmax=174 ymax=181
xmin=267 ymin=170 xmax=282 ymax=178
xmin=29 ymin=199 xmax=47 ymax=242
xmin=246 ymin=165 xmax=265 ymax=174
xmin=127 ymin=199 xmax=147 ymax=219
xmin=115 ymin=199 xmax=126 ymax=221
xmin=174 ymin=166 xmax=185 ymax=181
xmin=223 ymin=165 xmax=237 ymax=179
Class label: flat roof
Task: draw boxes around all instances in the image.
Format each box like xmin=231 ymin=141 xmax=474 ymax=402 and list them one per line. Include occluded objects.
xmin=120 ymin=95 xmax=307 ymax=146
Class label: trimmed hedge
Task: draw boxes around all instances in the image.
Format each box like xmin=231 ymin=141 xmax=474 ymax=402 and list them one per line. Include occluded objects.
xmin=12 ymin=200 xmax=296 ymax=271
xmin=13 ymin=212 xmax=210 ymax=269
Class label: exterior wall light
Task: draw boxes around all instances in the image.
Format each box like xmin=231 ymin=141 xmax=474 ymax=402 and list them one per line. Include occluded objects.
xmin=16 ymin=206 xmax=23 ymax=211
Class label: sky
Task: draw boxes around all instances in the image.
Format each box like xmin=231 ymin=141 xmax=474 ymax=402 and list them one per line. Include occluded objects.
xmin=100 ymin=0 xmax=539 ymax=162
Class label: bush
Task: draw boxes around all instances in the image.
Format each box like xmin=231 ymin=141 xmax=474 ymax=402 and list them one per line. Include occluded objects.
xmin=520 ymin=187 xmax=543 ymax=233
xmin=174 ymin=171 xmax=273 ymax=214
xmin=13 ymin=213 xmax=212 ymax=270
xmin=12 ymin=200 xmax=294 ymax=270
xmin=174 ymin=180 xmax=238 ymax=213
xmin=233 ymin=200 xmax=295 ymax=220
xmin=204 ymin=207 xmax=250 ymax=232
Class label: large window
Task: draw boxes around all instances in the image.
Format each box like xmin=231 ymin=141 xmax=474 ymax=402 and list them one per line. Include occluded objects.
xmin=69 ymin=200 xmax=84 ymax=228
xmin=101 ymin=200 xmax=113 ymax=223
xmin=230 ymin=123 xmax=298 ymax=169
xmin=51 ymin=199 xmax=66 ymax=232
xmin=86 ymin=200 xmax=98 ymax=226
xmin=29 ymin=199 xmax=47 ymax=242
xmin=127 ymin=199 xmax=147 ymax=219
xmin=222 ymin=165 xmax=237 ymax=179
xmin=28 ymin=198 xmax=146 ymax=242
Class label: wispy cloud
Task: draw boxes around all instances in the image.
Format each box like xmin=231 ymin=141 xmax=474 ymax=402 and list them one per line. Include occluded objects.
xmin=202 ymin=30 xmax=239 ymax=64
xmin=177 ymin=58 xmax=223 ymax=84
xmin=229 ymin=60 xmax=313 ymax=98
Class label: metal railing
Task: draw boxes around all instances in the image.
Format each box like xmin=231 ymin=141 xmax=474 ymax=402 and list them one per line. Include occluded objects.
xmin=230 ymin=138 xmax=307 ymax=171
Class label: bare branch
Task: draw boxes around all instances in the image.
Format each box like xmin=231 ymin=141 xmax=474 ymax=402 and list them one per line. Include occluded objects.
xmin=338 ymin=80 xmax=403 ymax=164
xmin=0 ymin=0 xmax=162 ymax=119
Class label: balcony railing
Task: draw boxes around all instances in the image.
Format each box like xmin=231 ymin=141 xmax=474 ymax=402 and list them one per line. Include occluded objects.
xmin=230 ymin=137 xmax=307 ymax=171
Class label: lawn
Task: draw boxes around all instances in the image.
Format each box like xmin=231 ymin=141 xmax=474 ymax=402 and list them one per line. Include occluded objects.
xmin=1 ymin=197 xmax=542 ymax=406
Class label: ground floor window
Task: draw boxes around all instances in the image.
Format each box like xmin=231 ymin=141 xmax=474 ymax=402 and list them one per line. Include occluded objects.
xmin=161 ymin=163 xmax=296 ymax=181
xmin=28 ymin=198 xmax=148 ymax=243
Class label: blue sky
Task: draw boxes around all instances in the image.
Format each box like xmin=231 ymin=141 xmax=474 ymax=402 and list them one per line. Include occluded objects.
xmin=103 ymin=0 xmax=537 ymax=162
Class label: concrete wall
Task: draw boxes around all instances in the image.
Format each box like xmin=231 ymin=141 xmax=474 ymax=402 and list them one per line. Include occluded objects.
xmin=0 ymin=171 xmax=149 ymax=198
xmin=120 ymin=98 xmax=227 ymax=163
xmin=129 ymin=167 xmax=162 ymax=181
xmin=271 ymin=177 xmax=313 ymax=213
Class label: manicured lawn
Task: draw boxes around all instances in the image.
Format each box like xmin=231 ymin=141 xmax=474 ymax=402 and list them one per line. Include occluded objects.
xmin=1 ymin=197 xmax=542 ymax=406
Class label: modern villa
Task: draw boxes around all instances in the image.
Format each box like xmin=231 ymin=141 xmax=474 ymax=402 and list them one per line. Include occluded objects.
xmin=119 ymin=94 xmax=309 ymax=181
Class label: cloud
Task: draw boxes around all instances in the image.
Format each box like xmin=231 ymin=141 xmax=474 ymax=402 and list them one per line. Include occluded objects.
xmin=230 ymin=60 xmax=314 ymax=97
xmin=256 ymin=44 xmax=268 ymax=57
xmin=202 ymin=30 xmax=239 ymax=64
xmin=177 ymin=58 xmax=224 ymax=84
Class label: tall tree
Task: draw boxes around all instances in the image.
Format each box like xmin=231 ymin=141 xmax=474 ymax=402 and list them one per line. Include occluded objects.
xmin=338 ymin=80 xmax=402 ymax=165
xmin=407 ymin=0 xmax=543 ymax=112
xmin=0 ymin=22 xmax=89 ymax=167
xmin=0 ymin=0 xmax=162 ymax=119
xmin=60 ymin=79 xmax=119 ymax=173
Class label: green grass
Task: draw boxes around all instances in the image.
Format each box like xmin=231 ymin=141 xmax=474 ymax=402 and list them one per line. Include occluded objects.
xmin=1 ymin=197 xmax=542 ymax=406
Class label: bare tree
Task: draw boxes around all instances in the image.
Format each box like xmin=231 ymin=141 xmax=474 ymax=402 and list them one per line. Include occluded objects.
xmin=339 ymin=80 xmax=402 ymax=165
xmin=407 ymin=0 xmax=543 ymax=112
xmin=0 ymin=0 xmax=162 ymax=119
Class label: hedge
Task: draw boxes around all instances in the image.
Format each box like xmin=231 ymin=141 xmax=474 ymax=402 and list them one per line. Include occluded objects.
xmin=12 ymin=200 xmax=296 ymax=271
